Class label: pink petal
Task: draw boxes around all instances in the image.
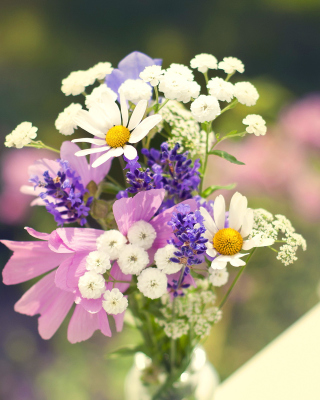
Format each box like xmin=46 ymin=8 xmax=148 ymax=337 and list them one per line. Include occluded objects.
xmin=113 ymin=311 xmax=126 ymax=332
xmin=1 ymin=240 xmax=68 ymax=285
xmin=25 ymin=227 xmax=51 ymax=241
xmin=60 ymin=141 xmax=91 ymax=187
xmin=55 ymin=256 xmax=75 ymax=292
xmin=66 ymin=252 xmax=88 ymax=288
xmin=77 ymin=293 xmax=103 ymax=314
xmin=67 ymin=305 xmax=111 ymax=343
xmin=113 ymin=189 xmax=165 ymax=236
xmin=14 ymin=270 xmax=75 ymax=340
xmin=49 ymin=228 xmax=104 ymax=253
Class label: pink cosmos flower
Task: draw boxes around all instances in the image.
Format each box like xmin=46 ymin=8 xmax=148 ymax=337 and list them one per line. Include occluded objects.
xmin=113 ymin=188 xmax=197 ymax=263
xmin=1 ymin=226 xmax=129 ymax=343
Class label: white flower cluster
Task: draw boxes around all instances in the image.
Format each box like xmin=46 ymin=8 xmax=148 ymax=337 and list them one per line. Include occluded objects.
xmin=243 ymin=114 xmax=267 ymax=136
xmin=158 ymin=100 xmax=211 ymax=157
xmin=156 ymin=284 xmax=222 ymax=339
xmin=5 ymin=122 xmax=38 ymax=149
xmin=251 ymin=209 xmax=306 ymax=266
xmin=61 ymin=61 xmax=113 ymax=96
xmin=55 ymin=103 xmax=82 ymax=136
xmin=119 ymin=79 xmax=152 ymax=103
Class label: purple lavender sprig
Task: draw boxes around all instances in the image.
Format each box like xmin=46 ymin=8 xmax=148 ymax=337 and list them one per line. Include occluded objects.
xmin=32 ymin=160 xmax=93 ymax=226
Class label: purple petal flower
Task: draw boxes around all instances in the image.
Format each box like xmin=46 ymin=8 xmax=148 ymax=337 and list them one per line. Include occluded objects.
xmin=105 ymin=51 xmax=162 ymax=97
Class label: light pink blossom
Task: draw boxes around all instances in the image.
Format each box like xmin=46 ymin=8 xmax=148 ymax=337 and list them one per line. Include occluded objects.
xmin=1 ymin=226 xmax=130 ymax=343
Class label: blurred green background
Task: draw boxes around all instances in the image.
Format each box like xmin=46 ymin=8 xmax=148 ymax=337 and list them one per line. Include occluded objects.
xmin=1 ymin=0 xmax=320 ymax=399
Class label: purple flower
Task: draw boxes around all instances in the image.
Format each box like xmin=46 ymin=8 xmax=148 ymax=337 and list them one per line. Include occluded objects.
xmin=105 ymin=51 xmax=162 ymax=98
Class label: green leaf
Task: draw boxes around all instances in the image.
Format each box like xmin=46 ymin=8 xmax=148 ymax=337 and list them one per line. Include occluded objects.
xmin=106 ymin=344 xmax=145 ymax=359
xmin=201 ymin=183 xmax=237 ymax=198
xmin=208 ymin=150 xmax=245 ymax=165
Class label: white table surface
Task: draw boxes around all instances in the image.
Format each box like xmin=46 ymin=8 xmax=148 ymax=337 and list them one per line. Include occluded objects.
xmin=214 ymin=302 xmax=320 ymax=400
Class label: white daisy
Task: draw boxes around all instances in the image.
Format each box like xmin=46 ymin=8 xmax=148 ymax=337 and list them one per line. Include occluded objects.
xmin=200 ymin=192 xmax=272 ymax=270
xmin=72 ymin=92 xmax=162 ymax=167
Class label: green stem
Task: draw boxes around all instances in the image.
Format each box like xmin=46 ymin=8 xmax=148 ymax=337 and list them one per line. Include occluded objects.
xmin=204 ymin=71 xmax=209 ymax=86
xmin=106 ymin=174 xmax=122 ymax=187
xmin=219 ymin=99 xmax=238 ymax=116
xmin=225 ymin=72 xmax=234 ymax=82
xmin=27 ymin=141 xmax=60 ymax=154
xmin=154 ymin=86 xmax=159 ymax=111
xmin=218 ymin=248 xmax=256 ymax=310
xmin=269 ymin=247 xmax=279 ymax=253
xmin=157 ymin=99 xmax=170 ymax=112
xmin=170 ymin=297 xmax=176 ymax=372
xmin=200 ymin=123 xmax=211 ymax=193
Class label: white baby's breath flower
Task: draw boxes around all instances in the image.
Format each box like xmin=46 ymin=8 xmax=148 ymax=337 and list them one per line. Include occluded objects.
xmin=55 ymin=103 xmax=82 ymax=135
xmin=85 ymin=84 xmax=117 ymax=108
xmin=137 ymin=268 xmax=168 ymax=299
xmin=86 ymin=250 xmax=111 ymax=274
xmin=190 ymin=53 xmax=218 ymax=73
xmin=209 ymin=268 xmax=229 ymax=287
xmin=61 ymin=70 xmax=95 ymax=96
xmin=88 ymin=62 xmax=113 ymax=81
xmin=190 ymin=95 xmax=221 ymax=123
xmin=102 ymin=288 xmax=128 ymax=315
xmin=159 ymin=74 xmax=200 ymax=103
xmin=118 ymin=79 xmax=152 ymax=103
xmin=207 ymin=77 xmax=234 ymax=102
xmin=218 ymin=57 xmax=245 ymax=74
xmin=154 ymin=244 xmax=182 ymax=274
xmin=277 ymin=245 xmax=298 ymax=266
xmin=96 ymin=230 xmax=127 ymax=260
xmin=118 ymin=244 xmax=149 ymax=275
xmin=139 ymin=65 xmax=164 ymax=86
xmin=243 ymin=114 xmax=267 ymax=136
xmin=78 ymin=271 xmax=106 ymax=299
xmin=5 ymin=122 xmax=38 ymax=149
xmin=166 ymin=63 xmax=194 ymax=81
xmin=234 ymin=82 xmax=259 ymax=106
xmin=127 ymin=220 xmax=157 ymax=250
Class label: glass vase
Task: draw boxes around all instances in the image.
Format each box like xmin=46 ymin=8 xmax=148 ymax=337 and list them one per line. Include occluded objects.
xmin=124 ymin=346 xmax=219 ymax=400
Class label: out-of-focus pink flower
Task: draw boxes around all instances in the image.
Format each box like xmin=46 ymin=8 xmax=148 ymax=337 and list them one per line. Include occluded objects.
xmin=1 ymin=226 xmax=128 ymax=343
xmin=279 ymin=93 xmax=320 ymax=148
xmin=0 ymin=148 xmax=52 ymax=224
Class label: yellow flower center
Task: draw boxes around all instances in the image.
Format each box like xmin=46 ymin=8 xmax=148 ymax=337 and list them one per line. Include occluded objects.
xmin=105 ymin=125 xmax=130 ymax=148
xmin=213 ymin=228 xmax=243 ymax=256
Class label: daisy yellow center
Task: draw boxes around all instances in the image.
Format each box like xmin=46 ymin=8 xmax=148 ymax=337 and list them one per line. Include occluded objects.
xmin=213 ymin=228 xmax=243 ymax=256
xmin=105 ymin=125 xmax=130 ymax=148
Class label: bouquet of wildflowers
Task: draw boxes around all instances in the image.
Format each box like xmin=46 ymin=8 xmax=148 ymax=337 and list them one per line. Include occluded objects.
xmin=2 ymin=52 xmax=306 ymax=399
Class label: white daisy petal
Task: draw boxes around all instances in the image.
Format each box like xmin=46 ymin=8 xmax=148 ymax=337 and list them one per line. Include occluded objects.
xmin=213 ymin=195 xmax=226 ymax=230
xmin=74 ymin=110 xmax=105 ymax=138
xmin=123 ymin=144 xmax=137 ymax=160
xmin=229 ymin=258 xmax=246 ymax=267
xmin=228 ymin=192 xmax=248 ymax=231
xmin=129 ymin=114 xmax=162 ymax=144
xmin=88 ymin=105 xmax=113 ymax=131
xmin=72 ymin=138 xmax=106 ymax=145
xmin=120 ymin=93 xmax=128 ymax=128
xmin=206 ymin=248 xmax=217 ymax=257
xmin=210 ymin=260 xmax=227 ymax=270
xmin=199 ymin=207 xmax=218 ymax=235
xmin=128 ymin=100 xmax=147 ymax=131
xmin=92 ymin=147 xmax=124 ymax=168
xmin=75 ymin=146 xmax=110 ymax=157
xmin=101 ymin=92 xmax=121 ymax=126
xmin=240 ymin=208 xmax=254 ymax=238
